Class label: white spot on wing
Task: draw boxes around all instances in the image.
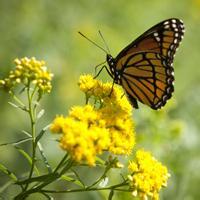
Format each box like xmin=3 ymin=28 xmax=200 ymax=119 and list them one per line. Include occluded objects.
xmin=154 ymin=32 xmax=159 ymax=36
xmin=172 ymin=24 xmax=177 ymax=28
xmin=156 ymin=37 xmax=160 ymax=42
xmin=165 ymin=25 xmax=170 ymax=29
xmin=172 ymin=19 xmax=177 ymax=23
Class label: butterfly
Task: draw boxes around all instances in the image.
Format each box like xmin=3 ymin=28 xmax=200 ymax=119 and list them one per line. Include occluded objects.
xmin=80 ymin=18 xmax=185 ymax=109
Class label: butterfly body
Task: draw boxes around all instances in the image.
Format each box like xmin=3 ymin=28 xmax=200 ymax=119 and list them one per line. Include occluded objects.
xmin=106 ymin=18 xmax=185 ymax=110
xmin=107 ymin=54 xmax=121 ymax=84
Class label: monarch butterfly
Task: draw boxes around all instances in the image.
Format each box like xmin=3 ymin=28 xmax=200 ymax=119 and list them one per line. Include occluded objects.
xmin=79 ymin=18 xmax=185 ymax=109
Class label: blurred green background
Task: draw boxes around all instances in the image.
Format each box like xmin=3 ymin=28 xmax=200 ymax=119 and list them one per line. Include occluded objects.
xmin=0 ymin=0 xmax=200 ymax=199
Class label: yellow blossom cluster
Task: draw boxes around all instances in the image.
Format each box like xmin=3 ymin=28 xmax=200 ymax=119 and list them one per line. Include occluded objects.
xmin=51 ymin=105 xmax=110 ymax=166
xmin=128 ymin=149 xmax=170 ymax=200
xmin=51 ymin=74 xmax=135 ymax=165
xmin=78 ymin=74 xmax=134 ymax=154
xmin=0 ymin=57 xmax=53 ymax=93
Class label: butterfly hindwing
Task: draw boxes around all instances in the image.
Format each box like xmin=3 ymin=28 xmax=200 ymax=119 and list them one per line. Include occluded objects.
xmin=113 ymin=18 xmax=185 ymax=109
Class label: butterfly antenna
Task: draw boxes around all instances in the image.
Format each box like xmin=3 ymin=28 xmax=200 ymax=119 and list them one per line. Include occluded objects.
xmin=78 ymin=31 xmax=108 ymax=54
xmin=98 ymin=30 xmax=111 ymax=54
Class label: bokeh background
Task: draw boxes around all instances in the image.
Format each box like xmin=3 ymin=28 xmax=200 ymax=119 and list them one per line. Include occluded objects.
xmin=0 ymin=0 xmax=200 ymax=199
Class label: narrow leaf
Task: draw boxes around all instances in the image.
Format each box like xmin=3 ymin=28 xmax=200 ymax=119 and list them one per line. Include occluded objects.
xmin=19 ymin=86 xmax=27 ymax=94
xmin=96 ymin=156 xmax=105 ymax=165
xmin=37 ymin=109 xmax=45 ymax=119
xmin=0 ymin=137 xmax=32 ymax=146
xmin=35 ymin=130 xmax=45 ymax=145
xmin=40 ymin=192 xmax=54 ymax=200
xmin=61 ymin=175 xmax=84 ymax=187
xmin=108 ymin=190 xmax=114 ymax=200
xmin=16 ymin=173 xmax=58 ymax=185
xmin=35 ymin=125 xmax=50 ymax=144
xmin=0 ymin=163 xmax=17 ymax=181
xmin=99 ymin=177 xmax=109 ymax=187
xmin=37 ymin=142 xmax=52 ymax=173
xmin=71 ymin=169 xmax=85 ymax=187
xmin=0 ymin=180 xmax=13 ymax=193
xmin=8 ymin=102 xmax=27 ymax=111
xmin=15 ymin=146 xmax=40 ymax=176
xmin=21 ymin=130 xmax=32 ymax=137
xmin=8 ymin=102 xmax=19 ymax=108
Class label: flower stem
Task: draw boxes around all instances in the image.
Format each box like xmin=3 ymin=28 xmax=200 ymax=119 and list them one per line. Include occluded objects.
xmin=53 ymin=153 xmax=69 ymax=174
xmin=40 ymin=181 xmax=129 ymax=194
xmin=24 ymin=84 xmax=37 ymax=190
xmin=14 ymin=158 xmax=74 ymax=199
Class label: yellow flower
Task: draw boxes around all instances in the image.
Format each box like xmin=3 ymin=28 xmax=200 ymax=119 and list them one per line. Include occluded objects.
xmin=51 ymin=105 xmax=110 ymax=166
xmin=78 ymin=74 xmax=135 ymax=153
xmin=50 ymin=115 xmax=66 ymax=133
xmin=51 ymin=74 xmax=136 ymax=165
xmin=128 ymin=149 xmax=170 ymax=200
xmin=0 ymin=57 xmax=53 ymax=93
xmin=78 ymin=74 xmax=99 ymax=96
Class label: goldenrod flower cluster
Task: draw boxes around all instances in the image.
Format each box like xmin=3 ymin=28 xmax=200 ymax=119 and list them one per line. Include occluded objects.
xmin=128 ymin=149 xmax=170 ymax=200
xmin=0 ymin=57 xmax=53 ymax=93
xmin=51 ymin=74 xmax=135 ymax=165
xmin=51 ymin=105 xmax=110 ymax=166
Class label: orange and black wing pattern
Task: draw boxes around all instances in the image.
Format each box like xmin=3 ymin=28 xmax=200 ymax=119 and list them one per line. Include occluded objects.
xmin=115 ymin=18 xmax=185 ymax=109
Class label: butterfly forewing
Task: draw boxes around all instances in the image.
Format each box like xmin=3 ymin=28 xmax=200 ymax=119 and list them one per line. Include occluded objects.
xmin=113 ymin=18 xmax=185 ymax=109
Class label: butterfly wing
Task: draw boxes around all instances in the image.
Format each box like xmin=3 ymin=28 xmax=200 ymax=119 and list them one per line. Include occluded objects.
xmin=115 ymin=18 xmax=185 ymax=109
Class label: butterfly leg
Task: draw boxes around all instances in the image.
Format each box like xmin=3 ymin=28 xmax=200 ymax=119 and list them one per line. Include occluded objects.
xmin=94 ymin=61 xmax=106 ymax=76
xmin=93 ymin=65 xmax=112 ymax=79
xmin=93 ymin=65 xmax=106 ymax=79
xmin=120 ymin=92 xmax=125 ymax=99
xmin=108 ymin=79 xmax=115 ymax=97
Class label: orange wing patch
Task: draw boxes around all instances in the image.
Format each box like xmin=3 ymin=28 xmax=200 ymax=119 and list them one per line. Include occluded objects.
xmin=124 ymin=67 xmax=153 ymax=77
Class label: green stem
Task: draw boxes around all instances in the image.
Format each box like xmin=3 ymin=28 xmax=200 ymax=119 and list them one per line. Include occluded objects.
xmin=87 ymin=165 xmax=111 ymax=189
xmin=15 ymin=178 xmax=128 ymax=199
xmin=41 ymin=181 xmax=129 ymax=194
xmin=15 ymin=158 xmax=74 ymax=199
xmin=24 ymin=84 xmax=37 ymax=190
xmin=53 ymin=153 xmax=69 ymax=174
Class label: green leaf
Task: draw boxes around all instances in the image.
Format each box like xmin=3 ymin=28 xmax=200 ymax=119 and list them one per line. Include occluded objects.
xmin=35 ymin=124 xmax=50 ymax=145
xmin=96 ymin=156 xmax=105 ymax=165
xmin=99 ymin=177 xmax=109 ymax=187
xmin=8 ymin=102 xmax=27 ymax=111
xmin=19 ymin=86 xmax=27 ymax=94
xmin=0 ymin=163 xmax=17 ymax=181
xmin=70 ymin=169 xmax=85 ymax=187
xmin=108 ymin=190 xmax=114 ymax=200
xmin=40 ymin=192 xmax=54 ymax=200
xmin=8 ymin=101 xmax=19 ymax=108
xmin=60 ymin=175 xmax=84 ymax=187
xmin=0 ymin=180 xmax=13 ymax=193
xmin=37 ymin=109 xmax=45 ymax=119
xmin=37 ymin=142 xmax=52 ymax=173
xmin=15 ymin=146 xmax=40 ymax=176
xmin=21 ymin=130 xmax=31 ymax=137
xmin=16 ymin=173 xmax=59 ymax=185
xmin=0 ymin=137 xmax=32 ymax=146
